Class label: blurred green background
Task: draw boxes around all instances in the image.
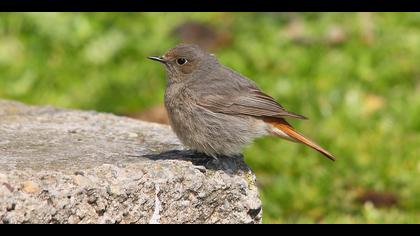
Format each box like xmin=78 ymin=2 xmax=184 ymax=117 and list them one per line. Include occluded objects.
xmin=1 ymin=12 xmax=419 ymax=223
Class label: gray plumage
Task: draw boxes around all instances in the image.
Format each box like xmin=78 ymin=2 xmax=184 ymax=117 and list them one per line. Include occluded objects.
xmin=148 ymin=43 xmax=335 ymax=160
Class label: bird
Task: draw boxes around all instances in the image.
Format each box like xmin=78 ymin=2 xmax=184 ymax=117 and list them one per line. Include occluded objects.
xmin=148 ymin=43 xmax=335 ymax=161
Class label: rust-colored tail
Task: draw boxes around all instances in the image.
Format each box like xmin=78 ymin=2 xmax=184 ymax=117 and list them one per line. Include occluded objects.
xmin=264 ymin=118 xmax=336 ymax=161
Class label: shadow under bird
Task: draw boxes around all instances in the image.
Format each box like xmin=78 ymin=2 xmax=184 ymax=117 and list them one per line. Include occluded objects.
xmin=148 ymin=44 xmax=335 ymax=161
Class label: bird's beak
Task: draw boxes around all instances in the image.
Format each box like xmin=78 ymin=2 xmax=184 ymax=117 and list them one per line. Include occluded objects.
xmin=147 ymin=56 xmax=167 ymax=64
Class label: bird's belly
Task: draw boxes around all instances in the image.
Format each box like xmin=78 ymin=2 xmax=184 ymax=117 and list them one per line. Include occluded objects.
xmin=165 ymin=102 xmax=268 ymax=157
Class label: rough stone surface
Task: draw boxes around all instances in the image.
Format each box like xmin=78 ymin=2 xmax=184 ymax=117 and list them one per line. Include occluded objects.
xmin=0 ymin=100 xmax=262 ymax=224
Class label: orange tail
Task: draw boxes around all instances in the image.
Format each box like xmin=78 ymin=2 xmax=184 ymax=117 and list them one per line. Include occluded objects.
xmin=264 ymin=118 xmax=336 ymax=161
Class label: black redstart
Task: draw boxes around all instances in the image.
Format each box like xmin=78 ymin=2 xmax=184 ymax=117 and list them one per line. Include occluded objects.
xmin=148 ymin=43 xmax=335 ymax=161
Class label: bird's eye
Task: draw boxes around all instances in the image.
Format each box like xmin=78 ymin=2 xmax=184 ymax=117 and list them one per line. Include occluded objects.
xmin=176 ymin=58 xmax=187 ymax=65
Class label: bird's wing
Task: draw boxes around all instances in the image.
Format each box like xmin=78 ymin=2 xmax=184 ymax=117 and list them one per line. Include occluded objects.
xmin=197 ymin=87 xmax=307 ymax=120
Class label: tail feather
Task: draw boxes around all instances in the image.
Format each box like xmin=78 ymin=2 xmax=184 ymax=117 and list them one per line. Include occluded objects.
xmin=265 ymin=118 xmax=336 ymax=161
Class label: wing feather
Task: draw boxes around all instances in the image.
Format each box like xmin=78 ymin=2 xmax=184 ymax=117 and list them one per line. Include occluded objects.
xmin=192 ymin=65 xmax=307 ymax=120
xmin=197 ymin=89 xmax=307 ymax=119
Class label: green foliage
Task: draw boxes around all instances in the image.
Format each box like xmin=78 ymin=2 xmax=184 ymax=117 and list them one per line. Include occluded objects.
xmin=1 ymin=12 xmax=419 ymax=223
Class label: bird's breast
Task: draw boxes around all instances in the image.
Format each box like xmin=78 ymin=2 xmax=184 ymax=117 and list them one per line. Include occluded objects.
xmin=164 ymin=84 xmax=196 ymax=126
